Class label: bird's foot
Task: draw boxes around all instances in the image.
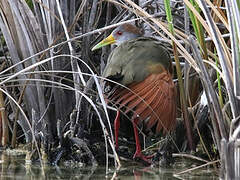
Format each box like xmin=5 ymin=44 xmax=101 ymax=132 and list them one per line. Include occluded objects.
xmin=133 ymin=151 xmax=152 ymax=165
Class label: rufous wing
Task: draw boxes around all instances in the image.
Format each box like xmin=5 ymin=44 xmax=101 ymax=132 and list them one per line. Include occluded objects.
xmin=107 ymin=71 xmax=176 ymax=134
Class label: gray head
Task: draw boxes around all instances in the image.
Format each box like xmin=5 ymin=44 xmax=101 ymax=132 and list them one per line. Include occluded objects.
xmin=111 ymin=24 xmax=143 ymax=46
xmin=92 ymin=23 xmax=143 ymax=51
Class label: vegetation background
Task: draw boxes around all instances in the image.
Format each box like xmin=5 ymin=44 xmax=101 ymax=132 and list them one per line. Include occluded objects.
xmin=0 ymin=0 xmax=239 ymax=178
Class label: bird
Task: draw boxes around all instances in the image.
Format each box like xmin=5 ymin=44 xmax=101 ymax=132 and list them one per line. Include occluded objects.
xmin=92 ymin=23 xmax=176 ymax=163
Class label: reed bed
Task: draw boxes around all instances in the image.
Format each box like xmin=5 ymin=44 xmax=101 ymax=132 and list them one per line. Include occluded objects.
xmin=0 ymin=0 xmax=239 ymax=178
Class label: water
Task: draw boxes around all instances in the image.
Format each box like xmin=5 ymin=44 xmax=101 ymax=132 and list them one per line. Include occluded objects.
xmin=0 ymin=150 xmax=219 ymax=179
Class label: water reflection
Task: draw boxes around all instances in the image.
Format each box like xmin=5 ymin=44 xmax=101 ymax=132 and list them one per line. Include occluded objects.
xmin=0 ymin=150 xmax=219 ymax=179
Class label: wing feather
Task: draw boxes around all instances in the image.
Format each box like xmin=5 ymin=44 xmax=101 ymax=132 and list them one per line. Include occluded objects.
xmin=105 ymin=70 xmax=176 ymax=134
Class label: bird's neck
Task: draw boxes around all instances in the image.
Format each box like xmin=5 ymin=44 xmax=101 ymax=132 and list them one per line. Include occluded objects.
xmin=116 ymin=34 xmax=141 ymax=46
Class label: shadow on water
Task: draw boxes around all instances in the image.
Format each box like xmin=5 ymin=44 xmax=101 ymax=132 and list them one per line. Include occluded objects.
xmin=0 ymin=150 xmax=219 ymax=180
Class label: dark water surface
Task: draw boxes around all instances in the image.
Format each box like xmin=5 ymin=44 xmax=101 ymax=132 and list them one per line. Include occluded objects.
xmin=0 ymin=150 xmax=219 ymax=179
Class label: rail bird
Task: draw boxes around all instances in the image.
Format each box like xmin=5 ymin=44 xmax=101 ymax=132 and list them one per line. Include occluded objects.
xmin=92 ymin=23 xmax=176 ymax=163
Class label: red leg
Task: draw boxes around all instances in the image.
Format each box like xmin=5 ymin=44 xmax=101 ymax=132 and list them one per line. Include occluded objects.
xmin=114 ymin=111 xmax=120 ymax=150
xmin=132 ymin=118 xmax=151 ymax=164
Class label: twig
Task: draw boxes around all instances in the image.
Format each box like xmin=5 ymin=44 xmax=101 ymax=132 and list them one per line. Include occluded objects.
xmin=174 ymin=159 xmax=220 ymax=175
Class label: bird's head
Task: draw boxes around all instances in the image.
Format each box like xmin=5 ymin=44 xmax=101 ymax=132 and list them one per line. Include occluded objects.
xmin=92 ymin=23 xmax=142 ymax=51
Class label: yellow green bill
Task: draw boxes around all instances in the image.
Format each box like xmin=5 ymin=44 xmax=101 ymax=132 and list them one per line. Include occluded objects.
xmin=91 ymin=34 xmax=116 ymax=51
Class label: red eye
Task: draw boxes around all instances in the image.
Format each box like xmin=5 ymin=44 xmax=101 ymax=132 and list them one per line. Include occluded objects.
xmin=116 ymin=31 xmax=122 ymax=36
